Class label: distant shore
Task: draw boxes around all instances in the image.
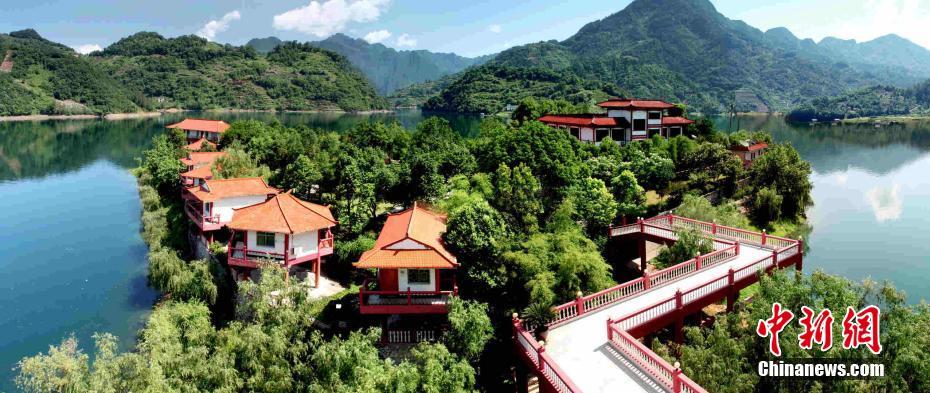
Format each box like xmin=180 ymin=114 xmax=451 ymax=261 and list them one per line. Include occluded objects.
xmin=0 ymin=108 xmax=397 ymax=122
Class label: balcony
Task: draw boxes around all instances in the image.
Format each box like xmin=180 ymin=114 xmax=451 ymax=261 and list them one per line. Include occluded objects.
xmin=358 ymin=279 xmax=457 ymax=315
xmin=227 ymin=236 xmax=334 ymax=268
xmin=184 ymin=201 xmax=221 ymax=231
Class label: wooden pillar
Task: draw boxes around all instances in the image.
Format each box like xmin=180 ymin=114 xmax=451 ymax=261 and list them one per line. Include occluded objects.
xmin=639 ymin=236 xmax=648 ymax=272
xmin=315 ymin=255 xmax=322 ymax=288
xmin=795 ymin=237 xmax=804 ymax=271
xmin=726 ymin=267 xmax=736 ymax=312
xmin=284 ymin=233 xmax=290 ymax=284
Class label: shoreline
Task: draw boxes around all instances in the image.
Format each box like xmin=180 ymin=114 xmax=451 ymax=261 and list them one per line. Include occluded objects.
xmin=0 ymin=108 xmax=397 ymax=122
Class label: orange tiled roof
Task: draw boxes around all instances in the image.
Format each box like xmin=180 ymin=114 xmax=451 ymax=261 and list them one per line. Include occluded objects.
xmin=180 ymin=151 xmax=226 ymax=167
xmin=184 ymin=137 xmax=218 ymax=151
xmin=597 ymin=98 xmax=676 ymax=110
xmin=731 ymin=142 xmax=768 ymax=152
xmin=538 ymin=114 xmax=631 ymax=128
xmin=167 ymin=119 xmax=230 ymax=133
xmin=228 ymin=192 xmax=336 ymax=234
xmin=181 ymin=164 xmax=214 ymax=180
xmin=661 ymin=116 xmax=695 ymax=126
xmin=355 ymin=203 xmax=458 ymax=269
xmin=185 ymin=177 xmax=278 ymax=202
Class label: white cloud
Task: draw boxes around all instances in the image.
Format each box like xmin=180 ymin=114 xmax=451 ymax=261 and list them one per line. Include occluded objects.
xmin=197 ymin=10 xmax=241 ymax=41
xmin=866 ymin=184 xmax=902 ymax=222
xmin=395 ymin=33 xmax=416 ymax=47
xmin=273 ymin=0 xmax=390 ymax=38
xmin=832 ymin=0 xmax=930 ymax=48
xmin=72 ymin=44 xmax=102 ymax=55
xmin=488 ymin=24 xmax=502 ymax=33
xmin=363 ymin=29 xmax=391 ymax=44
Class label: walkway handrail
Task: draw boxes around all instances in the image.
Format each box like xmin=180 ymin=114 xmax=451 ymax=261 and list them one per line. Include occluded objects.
xmin=513 ymin=318 xmax=583 ymax=393
xmin=549 ymin=243 xmax=739 ymax=327
xmin=606 ymin=325 xmax=707 ymax=393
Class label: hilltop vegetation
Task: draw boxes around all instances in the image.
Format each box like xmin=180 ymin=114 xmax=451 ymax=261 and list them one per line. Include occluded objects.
xmin=787 ymin=80 xmax=930 ymax=122
xmin=0 ymin=31 xmax=387 ymax=116
xmin=419 ymin=0 xmax=930 ymax=115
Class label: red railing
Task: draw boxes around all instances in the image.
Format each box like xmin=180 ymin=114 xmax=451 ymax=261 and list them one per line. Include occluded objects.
xmin=318 ymin=235 xmax=334 ymax=250
xmin=228 ymin=247 xmax=286 ymax=262
xmin=513 ymin=319 xmax=582 ymax=393
xmin=185 ymin=202 xmax=220 ymax=224
xmin=358 ymin=279 xmax=458 ymax=313
xmin=513 ymin=214 xmax=802 ymax=393
xmin=606 ymin=326 xmax=708 ymax=393
xmin=548 ymin=242 xmax=739 ymax=327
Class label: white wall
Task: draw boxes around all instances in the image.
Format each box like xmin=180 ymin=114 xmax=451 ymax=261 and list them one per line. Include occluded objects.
xmin=213 ymin=195 xmax=268 ymax=223
xmin=247 ymin=231 xmax=285 ymax=254
xmin=579 ymin=127 xmax=594 ymax=142
xmin=387 ymin=239 xmax=428 ymax=250
xmin=398 ymin=268 xmax=435 ymax=292
xmin=292 ymin=230 xmax=319 ymax=257
xmin=607 ymin=109 xmax=632 ymax=122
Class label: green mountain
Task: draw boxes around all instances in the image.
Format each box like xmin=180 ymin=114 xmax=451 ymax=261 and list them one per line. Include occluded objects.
xmin=308 ymin=33 xmax=492 ymax=94
xmin=787 ymin=80 xmax=930 ymax=122
xmin=244 ymin=36 xmax=283 ymax=54
xmin=0 ymin=31 xmax=386 ymax=116
xmin=423 ymin=0 xmax=927 ymax=114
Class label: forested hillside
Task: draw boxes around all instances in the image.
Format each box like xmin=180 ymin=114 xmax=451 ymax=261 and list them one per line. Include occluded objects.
xmin=422 ymin=0 xmax=930 ymax=115
xmin=0 ymin=31 xmax=387 ymax=116
xmin=787 ymin=80 xmax=930 ymax=121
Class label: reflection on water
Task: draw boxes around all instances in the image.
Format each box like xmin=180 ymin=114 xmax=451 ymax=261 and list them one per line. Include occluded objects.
xmin=719 ymin=115 xmax=930 ymax=303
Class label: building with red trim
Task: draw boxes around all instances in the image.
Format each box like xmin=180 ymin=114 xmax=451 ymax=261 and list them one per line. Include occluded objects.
xmin=179 ymin=151 xmax=226 ymax=187
xmin=539 ymin=98 xmax=694 ymax=144
xmin=730 ymin=140 xmax=769 ymax=167
xmin=226 ymin=192 xmax=336 ymax=284
xmin=167 ymin=119 xmax=230 ymax=143
xmin=181 ymin=177 xmax=279 ymax=232
xmin=184 ymin=137 xmax=218 ymax=151
xmin=355 ymin=203 xmax=459 ymax=314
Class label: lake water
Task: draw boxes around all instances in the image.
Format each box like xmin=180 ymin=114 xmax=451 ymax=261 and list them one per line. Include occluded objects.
xmin=1 ymin=111 xmax=929 ymax=389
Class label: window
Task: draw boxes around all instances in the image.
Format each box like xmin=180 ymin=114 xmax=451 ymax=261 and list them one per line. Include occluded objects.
xmin=633 ymin=119 xmax=646 ymax=131
xmin=648 ymin=111 xmax=662 ymax=120
xmin=569 ymin=127 xmax=580 ymax=139
xmin=611 ymin=128 xmax=624 ymax=141
xmin=595 ymin=128 xmax=610 ymax=142
xmin=407 ymin=269 xmax=431 ymax=284
xmin=256 ymin=232 xmax=276 ymax=248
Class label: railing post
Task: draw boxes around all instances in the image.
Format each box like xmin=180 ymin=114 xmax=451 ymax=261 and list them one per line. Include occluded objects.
xmin=727 ymin=267 xmax=736 ymax=312
xmin=643 ymin=271 xmax=651 ymax=289
xmin=407 ymin=288 xmax=412 ymax=306
xmin=772 ymin=249 xmax=778 ymax=268
xmin=675 ymin=289 xmax=682 ymax=309
xmin=711 ymin=220 xmax=717 ymax=234
xmin=762 ymin=229 xmax=767 ymax=245
xmin=694 ymin=252 xmax=702 ymax=270
xmin=668 ymin=214 xmax=674 ymax=227
xmin=536 ymin=344 xmax=547 ymax=372
xmin=735 ymin=240 xmax=740 ymax=255
xmin=638 ymin=217 xmax=645 ymax=233
xmin=606 ymin=317 xmax=613 ymax=341
xmin=728 ymin=267 xmax=734 ymax=286
xmin=672 ymin=362 xmax=682 ymax=393
xmin=575 ymin=291 xmax=585 ymax=316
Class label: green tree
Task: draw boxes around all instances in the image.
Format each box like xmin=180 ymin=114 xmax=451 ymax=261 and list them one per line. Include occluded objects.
xmin=611 ymin=169 xmax=646 ymax=217
xmin=445 ymin=298 xmax=494 ymax=362
xmin=749 ymin=187 xmax=783 ymax=226
xmin=681 ymin=143 xmax=745 ymax=196
xmin=566 ymin=177 xmax=618 ymax=236
xmin=491 ymin=163 xmax=543 ymax=232
xmin=443 ymin=200 xmax=509 ymax=295
xmin=211 ymin=146 xmax=272 ymax=180
xmin=142 ymin=134 xmax=183 ymax=193
xmin=281 ymin=154 xmax=323 ymax=201
xmin=747 ymin=144 xmax=813 ymax=219
xmin=147 ymin=249 xmax=218 ymax=305
xmin=652 ymin=228 xmax=714 ymax=269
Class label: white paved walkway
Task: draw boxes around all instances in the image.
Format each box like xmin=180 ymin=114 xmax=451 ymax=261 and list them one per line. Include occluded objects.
xmin=545 ymin=243 xmax=772 ymax=393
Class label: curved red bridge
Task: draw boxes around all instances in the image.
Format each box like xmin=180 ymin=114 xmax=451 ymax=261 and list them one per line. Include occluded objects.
xmin=513 ymin=214 xmax=803 ymax=393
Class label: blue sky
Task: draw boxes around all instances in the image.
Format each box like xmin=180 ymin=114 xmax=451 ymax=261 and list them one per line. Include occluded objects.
xmin=1 ymin=0 xmax=928 ymax=57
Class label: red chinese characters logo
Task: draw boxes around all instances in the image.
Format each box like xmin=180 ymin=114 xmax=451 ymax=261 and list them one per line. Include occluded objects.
xmin=756 ymin=302 xmax=794 ymax=356
xmin=758 ymin=304 xmax=882 ymax=356
xmin=797 ymin=306 xmax=833 ymax=351
xmin=841 ymin=305 xmax=882 ymax=354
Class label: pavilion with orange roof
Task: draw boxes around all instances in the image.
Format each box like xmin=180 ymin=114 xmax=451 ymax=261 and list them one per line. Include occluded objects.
xmin=226 ymin=192 xmax=336 ymax=284
xmin=355 ymin=203 xmax=459 ymax=314
xmin=167 ymin=118 xmax=230 ymax=143
xmin=184 ymin=137 xmax=218 ymax=151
